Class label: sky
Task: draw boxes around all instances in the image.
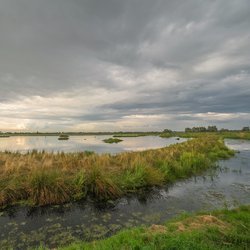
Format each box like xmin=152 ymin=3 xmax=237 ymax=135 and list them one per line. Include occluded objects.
xmin=0 ymin=0 xmax=250 ymax=132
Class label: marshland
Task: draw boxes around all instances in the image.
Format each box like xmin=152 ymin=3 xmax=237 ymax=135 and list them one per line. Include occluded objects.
xmin=1 ymin=1 xmax=250 ymax=248
xmin=0 ymin=135 xmax=235 ymax=207
xmin=0 ymin=131 xmax=250 ymax=249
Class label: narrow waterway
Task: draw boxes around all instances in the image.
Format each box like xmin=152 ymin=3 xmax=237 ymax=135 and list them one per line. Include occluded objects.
xmin=0 ymin=139 xmax=249 ymax=249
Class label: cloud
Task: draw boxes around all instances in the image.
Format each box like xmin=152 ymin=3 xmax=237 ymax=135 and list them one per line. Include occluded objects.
xmin=0 ymin=0 xmax=250 ymax=131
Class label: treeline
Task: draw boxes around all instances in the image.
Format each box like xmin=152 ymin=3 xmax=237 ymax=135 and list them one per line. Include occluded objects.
xmin=185 ymin=126 xmax=218 ymax=132
xmin=1 ymin=127 xmax=249 ymax=136
xmin=184 ymin=126 xmax=250 ymax=133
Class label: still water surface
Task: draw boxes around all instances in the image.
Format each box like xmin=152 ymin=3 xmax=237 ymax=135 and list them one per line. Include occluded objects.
xmin=0 ymin=139 xmax=250 ymax=249
xmin=0 ymin=135 xmax=186 ymax=153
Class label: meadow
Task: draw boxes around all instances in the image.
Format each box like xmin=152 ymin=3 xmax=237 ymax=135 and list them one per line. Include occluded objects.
xmin=0 ymin=136 xmax=234 ymax=207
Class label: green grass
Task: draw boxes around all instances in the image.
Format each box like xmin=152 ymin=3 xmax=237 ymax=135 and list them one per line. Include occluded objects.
xmin=175 ymin=131 xmax=250 ymax=140
xmin=58 ymin=134 xmax=70 ymax=140
xmin=37 ymin=205 xmax=250 ymax=250
xmin=0 ymin=136 xmax=234 ymax=207
xmin=103 ymin=138 xmax=123 ymax=143
xmin=159 ymin=132 xmax=175 ymax=138
xmin=0 ymin=135 xmax=10 ymax=138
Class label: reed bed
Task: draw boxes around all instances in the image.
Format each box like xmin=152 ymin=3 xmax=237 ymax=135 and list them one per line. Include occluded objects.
xmin=0 ymin=136 xmax=234 ymax=207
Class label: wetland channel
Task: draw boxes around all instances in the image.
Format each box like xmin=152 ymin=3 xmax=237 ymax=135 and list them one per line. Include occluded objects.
xmin=0 ymin=139 xmax=249 ymax=249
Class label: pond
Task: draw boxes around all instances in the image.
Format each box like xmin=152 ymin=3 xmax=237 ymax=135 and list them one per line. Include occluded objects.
xmin=0 ymin=135 xmax=187 ymax=154
xmin=0 ymin=139 xmax=250 ymax=249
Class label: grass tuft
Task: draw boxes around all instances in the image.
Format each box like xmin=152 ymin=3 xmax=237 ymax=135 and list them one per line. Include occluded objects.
xmin=103 ymin=138 xmax=123 ymax=143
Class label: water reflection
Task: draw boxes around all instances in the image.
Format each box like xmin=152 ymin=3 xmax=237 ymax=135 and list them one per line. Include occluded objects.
xmin=0 ymin=135 xmax=187 ymax=153
xmin=225 ymin=139 xmax=250 ymax=151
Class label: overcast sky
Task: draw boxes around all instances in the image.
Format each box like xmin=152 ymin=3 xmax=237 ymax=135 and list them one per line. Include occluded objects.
xmin=0 ymin=0 xmax=250 ymax=132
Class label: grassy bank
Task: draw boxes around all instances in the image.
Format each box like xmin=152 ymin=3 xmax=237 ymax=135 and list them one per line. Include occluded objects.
xmin=0 ymin=136 xmax=234 ymax=207
xmin=160 ymin=132 xmax=175 ymax=138
xmin=175 ymin=131 xmax=250 ymax=140
xmin=50 ymin=205 xmax=250 ymax=250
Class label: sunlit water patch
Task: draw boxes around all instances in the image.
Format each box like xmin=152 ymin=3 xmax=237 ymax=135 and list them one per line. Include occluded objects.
xmin=0 ymin=135 xmax=187 ymax=153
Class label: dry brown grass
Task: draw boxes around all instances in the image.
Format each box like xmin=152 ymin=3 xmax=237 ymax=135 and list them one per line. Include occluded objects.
xmin=146 ymin=215 xmax=227 ymax=236
xmin=173 ymin=215 xmax=227 ymax=232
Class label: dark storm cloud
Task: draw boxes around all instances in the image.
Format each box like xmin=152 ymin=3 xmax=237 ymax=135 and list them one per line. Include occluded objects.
xmin=0 ymin=0 xmax=250 ymax=130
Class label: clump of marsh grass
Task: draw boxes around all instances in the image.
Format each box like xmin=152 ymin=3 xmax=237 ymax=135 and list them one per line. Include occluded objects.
xmin=86 ymin=165 xmax=121 ymax=199
xmin=103 ymin=138 xmax=123 ymax=144
xmin=72 ymin=169 xmax=87 ymax=200
xmin=0 ymin=176 xmax=27 ymax=206
xmin=120 ymin=162 xmax=164 ymax=191
xmin=28 ymin=168 xmax=72 ymax=205
xmin=58 ymin=134 xmax=69 ymax=140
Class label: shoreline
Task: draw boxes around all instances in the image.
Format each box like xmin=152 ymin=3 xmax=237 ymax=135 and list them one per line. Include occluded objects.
xmin=0 ymin=131 xmax=249 ymax=140
xmin=41 ymin=205 xmax=250 ymax=250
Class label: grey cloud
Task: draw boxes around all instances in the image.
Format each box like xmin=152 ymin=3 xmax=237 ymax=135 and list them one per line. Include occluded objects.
xmin=0 ymin=0 xmax=250 ymax=130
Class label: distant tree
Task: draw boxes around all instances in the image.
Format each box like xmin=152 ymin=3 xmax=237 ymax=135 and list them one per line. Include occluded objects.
xmin=191 ymin=127 xmax=207 ymax=132
xmin=199 ymin=127 xmax=207 ymax=132
xmin=163 ymin=129 xmax=173 ymax=133
xmin=207 ymin=126 xmax=218 ymax=132
xmin=185 ymin=127 xmax=192 ymax=132
xmin=242 ymin=126 xmax=250 ymax=131
xmin=220 ymin=128 xmax=229 ymax=132
xmin=192 ymin=127 xmax=198 ymax=132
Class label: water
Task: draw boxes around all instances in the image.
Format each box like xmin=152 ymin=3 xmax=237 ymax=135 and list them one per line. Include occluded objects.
xmin=0 ymin=139 xmax=250 ymax=249
xmin=0 ymin=135 xmax=187 ymax=154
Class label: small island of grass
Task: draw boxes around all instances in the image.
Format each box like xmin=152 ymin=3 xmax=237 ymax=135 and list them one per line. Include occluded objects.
xmin=58 ymin=134 xmax=69 ymax=140
xmin=103 ymin=138 xmax=123 ymax=143
xmin=0 ymin=136 xmax=235 ymax=208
